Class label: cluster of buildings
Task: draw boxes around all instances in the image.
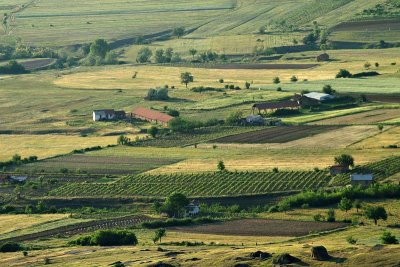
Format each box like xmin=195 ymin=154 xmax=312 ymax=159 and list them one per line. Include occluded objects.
xmin=330 ymin=164 xmax=374 ymax=186
xmin=93 ymin=107 xmax=173 ymax=126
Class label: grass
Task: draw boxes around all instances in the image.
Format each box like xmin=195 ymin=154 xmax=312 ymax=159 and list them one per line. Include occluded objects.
xmin=351 ymin=126 xmax=400 ymax=148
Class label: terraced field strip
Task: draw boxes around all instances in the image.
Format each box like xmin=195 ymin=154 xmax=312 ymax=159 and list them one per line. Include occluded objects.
xmin=311 ymin=109 xmax=400 ymax=125
xmin=169 ymin=219 xmax=349 ymax=237
xmin=49 ymin=170 xmax=332 ymax=197
xmin=20 ymin=154 xmax=182 ymax=175
xmin=0 ymin=215 xmax=154 ymax=244
xmin=208 ymin=63 xmax=319 ymax=70
xmin=210 ymin=126 xmax=341 ymax=144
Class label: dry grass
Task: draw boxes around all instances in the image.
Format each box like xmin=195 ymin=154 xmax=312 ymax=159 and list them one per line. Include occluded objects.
xmin=0 ymin=214 xmax=68 ymax=235
xmin=0 ymin=134 xmax=141 ymax=161
xmin=352 ymin=126 xmax=400 ymax=149
xmin=311 ymin=109 xmax=400 ymax=125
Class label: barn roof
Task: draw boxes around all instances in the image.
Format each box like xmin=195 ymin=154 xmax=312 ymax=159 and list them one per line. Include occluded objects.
xmin=132 ymin=107 xmax=173 ymax=123
xmin=253 ymin=100 xmax=300 ymax=110
xmin=351 ymin=174 xmax=373 ymax=181
xmin=304 ymin=92 xmax=335 ymax=101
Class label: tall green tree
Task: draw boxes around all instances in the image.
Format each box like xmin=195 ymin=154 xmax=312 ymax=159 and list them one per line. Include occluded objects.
xmin=162 ymin=192 xmax=189 ymax=218
xmin=338 ymin=197 xmax=352 ymax=213
xmin=89 ymin=39 xmax=110 ymax=58
xmin=137 ymin=47 xmax=153 ymax=63
xmin=334 ymin=154 xmax=354 ymax=167
xmin=364 ymin=206 xmax=387 ymax=225
xmin=180 ymin=72 xmax=194 ymax=88
xmin=153 ymin=228 xmax=166 ymax=243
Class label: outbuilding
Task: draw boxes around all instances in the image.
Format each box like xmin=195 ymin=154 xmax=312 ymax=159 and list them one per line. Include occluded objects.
xmin=330 ymin=164 xmax=349 ymax=176
xmin=351 ymin=174 xmax=373 ymax=187
xmin=93 ymin=109 xmax=126 ymax=121
xmin=131 ymin=107 xmax=173 ymax=126
xmin=185 ymin=201 xmax=200 ymax=217
xmin=304 ymin=92 xmax=335 ymax=102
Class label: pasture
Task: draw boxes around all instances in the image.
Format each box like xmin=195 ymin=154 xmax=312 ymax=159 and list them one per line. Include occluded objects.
xmin=312 ymin=108 xmax=400 ymax=125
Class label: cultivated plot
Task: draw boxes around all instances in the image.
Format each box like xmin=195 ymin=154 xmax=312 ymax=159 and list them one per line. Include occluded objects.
xmin=312 ymin=109 xmax=400 ymax=125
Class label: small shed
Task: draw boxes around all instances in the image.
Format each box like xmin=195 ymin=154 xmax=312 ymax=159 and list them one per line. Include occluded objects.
xmin=330 ymin=164 xmax=349 ymax=176
xmin=351 ymin=174 xmax=373 ymax=187
xmin=8 ymin=176 xmax=28 ymax=183
xmin=185 ymin=201 xmax=200 ymax=217
xmin=317 ymin=53 xmax=330 ymax=62
xmin=304 ymin=92 xmax=335 ymax=102
xmin=93 ymin=109 xmax=126 ymax=121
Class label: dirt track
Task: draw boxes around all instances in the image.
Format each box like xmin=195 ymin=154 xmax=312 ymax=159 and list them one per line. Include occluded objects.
xmin=169 ymin=219 xmax=349 ymax=237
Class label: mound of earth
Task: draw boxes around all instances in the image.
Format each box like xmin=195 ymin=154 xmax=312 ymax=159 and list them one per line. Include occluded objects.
xmin=311 ymin=246 xmax=330 ymax=261
xmin=273 ymin=253 xmax=301 ymax=265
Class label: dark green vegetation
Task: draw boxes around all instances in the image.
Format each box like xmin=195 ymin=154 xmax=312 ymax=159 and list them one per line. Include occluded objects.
xmin=71 ymin=229 xmax=138 ymax=246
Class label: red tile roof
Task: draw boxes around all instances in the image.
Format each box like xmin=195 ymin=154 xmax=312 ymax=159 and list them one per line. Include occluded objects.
xmin=132 ymin=107 xmax=173 ymax=124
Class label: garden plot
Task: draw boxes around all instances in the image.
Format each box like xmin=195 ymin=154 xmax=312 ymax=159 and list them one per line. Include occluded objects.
xmin=311 ymin=109 xmax=400 ymax=125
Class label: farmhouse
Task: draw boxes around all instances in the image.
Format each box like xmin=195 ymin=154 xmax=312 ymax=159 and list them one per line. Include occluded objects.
xmin=252 ymin=100 xmax=300 ymax=114
xmin=351 ymin=174 xmax=373 ymax=187
xmin=93 ymin=109 xmax=126 ymax=121
xmin=330 ymin=164 xmax=349 ymax=176
xmin=185 ymin=201 xmax=200 ymax=217
xmin=292 ymin=94 xmax=320 ymax=107
xmin=131 ymin=107 xmax=173 ymax=125
xmin=304 ymin=92 xmax=335 ymax=102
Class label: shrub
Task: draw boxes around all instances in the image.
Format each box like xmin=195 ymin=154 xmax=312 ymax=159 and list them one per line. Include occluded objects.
xmin=0 ymin=60 xmax=28 ymax=74
xmin=273 ymin=77 xmax=280 ymax=84
xmin=277 ymin=87 xmax=282 ymax=91
xmin=167 ymin=109 xmax=179 ymax=117
xmin=145 ymin=88 xmax=169 ymax=101
xmin=336 ymin=69 xmax=352 ymax=78
xmin=327 ymin=208 xmax=335 ymax=222
xmin=290 ymin=76 xmax=298 ymax=82
xmin=313 ymin=214 xmax=323 ymax=222
xmin=73 ymin=230 xmax=138 ymax=246
xmin=346 ymin=236 xmax=357 ymax=245
xmin=381 ymin=231 xmax=398 ymax=244
xmin=219 ymin=79 xmax=224 ymax=83
xmin=245 ymin=82 xmax=251 ymax=89
xmin=0 ymin=242 xmax=22 ymax=252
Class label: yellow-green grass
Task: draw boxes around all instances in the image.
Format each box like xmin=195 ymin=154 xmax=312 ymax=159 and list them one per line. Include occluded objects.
xmin=81 ymin=145 xmax=400 ymax=174
xmin=0 ymin=214 xmax=68 ymax=236
xmin=0 ymin=134 xmax=144 ymax=162
xmin=352 ymin=126 xmax=400 ymax=149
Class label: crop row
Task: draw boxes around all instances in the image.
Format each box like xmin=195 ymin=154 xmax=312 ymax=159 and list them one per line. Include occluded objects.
xmin=49 ymin=170 xmax=331 ymax=197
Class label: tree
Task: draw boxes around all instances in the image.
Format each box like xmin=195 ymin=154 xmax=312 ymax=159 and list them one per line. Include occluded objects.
xmin=381 ymin=231 xmax=398 ymax=244
xmin=172 ymin=27 xmax=185 ymax=38
xmin=326 ymin=208 xmax=335 ymax=222
xmin=168 ymin=117 xmax=195 ymax=133
xmin=245 ymin=81 xmax=251 ymax=89
xmin=153 ymin=228 xmax=166 ymax=243
xmin=259 ymin=26 xmax=266 ymax=34
xmin=89 ymin=39 xmax=109 ymax=58
xmin=353 ymin=199 xmax=362 ymax=213
xmin=162 ymin=192 xmax=189 ymax=217
xmin=375 ymin=62 xmax=379 ymax=68
xmin=137 ymin=47 xmax=152 ymax=63
xmin=338 ymin=197 xmax=352 ymax=213
xmin=336 ymin=69 xmax=352 ymax=78
xmin=154 ymin=49 xmax=165 ymax=63
xmin=180 ymin=72 xmax=193 ymax=88
xmin=334 ymin=154 xmax=354 ymax=167
xmin=377 ymin=124 xmax=384 ymax=132
xmin=167 ymin=109 xmax=180 ymax=117
xmin=117 ymin=135 xmax=130 ymax=145
xmin=148 ymin=126 xmax=158 ymax=138
xmin=364 ymin=206 xmax=387 ymax=225
xmin=189 ymin=49 xmax=197 ymax=59
xmin=226 ymin=111 xmax=243 ymax=125
xmin=217 ymin=160 xmax=225 ymax=171
xmin=322 ymin=84 xmax=335 ymax=95
xmin=273 ymin=77 xmax=280 ymax=84
xmin=290 ymin=76 xmax=298 ymax=82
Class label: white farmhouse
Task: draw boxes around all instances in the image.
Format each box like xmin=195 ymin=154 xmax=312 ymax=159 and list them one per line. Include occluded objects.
xmin=93 ymin=109 xmax=126 ymax=121
xmin=304 ymin=92 xmax=335 ymax=102
xmin=185 ymin=201 xmax=200 ymax=217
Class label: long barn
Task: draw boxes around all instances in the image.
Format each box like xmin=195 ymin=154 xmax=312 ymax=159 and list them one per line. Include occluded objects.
xmin=131 ymin=107 xmax=173 ymax=125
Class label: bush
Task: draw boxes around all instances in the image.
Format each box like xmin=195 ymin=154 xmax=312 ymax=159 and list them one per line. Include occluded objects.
xmin=167 ymin=109 xmax=179 ymax=117
xmin=72 ymin=230 xmax=138 ymax=246
xmin=313 ymin=214 xmax=323 ymax=222
xmin=381 ymin=231 xmax=398 ymax=244
xmin=0 ymin=242 xmax=22 ymax=252
xmin=145 ymin=88 xmax=169 ymax=101
xmin=0 ymin=60 xmax=28 ymax=74
xmin=336 ymin=69 xmax=352 ymax=78
xmin=346 ymin=236 xmax=357 ymax=245
xmin=326 ymin=208 xmax=335 ymax=222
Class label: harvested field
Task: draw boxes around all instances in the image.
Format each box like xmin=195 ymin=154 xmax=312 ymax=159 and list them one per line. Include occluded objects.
xmin=169 ymin=219 xmax=349 ymax=237
xmin=20 ymin=58 xmax=56 ymax=70
xmin=312 ymin=109 xmax=400 ymax=125
xmin=211 ymin=126 xmax=340 ymax=144
xmin=209 ymin=63 xmax=318 ymax=70
xmin=332 ymin=19 xmax=400 ymax=32
xmin=346 ymin=94 xmax=400 ymax=103
xmin=20 ymin=154 xmax=182 ymax=175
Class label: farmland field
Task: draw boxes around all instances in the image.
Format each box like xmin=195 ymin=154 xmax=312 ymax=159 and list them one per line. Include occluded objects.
xmin=18 ymin=154 xmax=182 ymax=175
xmin=352 ymin=126 xmax=400 ymax=148
xmin=210 ymin=125 xmax=341 ymax=144
xmin=312 ymin=108 xmax=400 ymax=125
xmin=49 ymin=170 xmax=332 ymax=197
xmin=169 ymin=219 xmax=349 ymax=237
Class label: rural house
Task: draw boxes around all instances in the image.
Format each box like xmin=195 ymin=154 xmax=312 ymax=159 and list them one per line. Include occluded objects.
xmin=131 ymin=107 xmax=173 ymax=125
xmin=93 ymin=109 xmax=126 ymax=121
xmin=185 ymin=201 xmax=200 ymax=217
xmin=330 ymin=164 xmax=350 ymax=176
xmin=292 ymin=94 xmax=320 ymax=107
xmin=304 ymin=92 xmax=335 ymax=102
xmin=351 ymin=174 xmax=374 ymax=187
